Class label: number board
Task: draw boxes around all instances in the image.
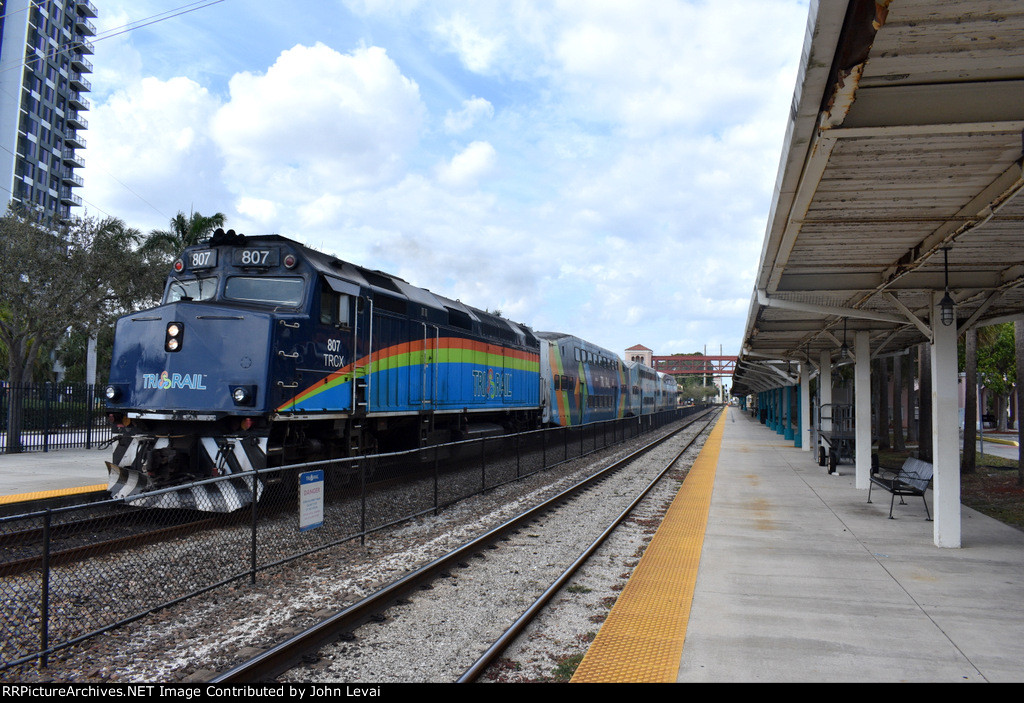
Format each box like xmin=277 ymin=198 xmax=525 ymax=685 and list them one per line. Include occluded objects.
xmin=188 ymin=249 xmax=217 ymax=269
xmin=233 ymin=248 xmax=279 ymax=267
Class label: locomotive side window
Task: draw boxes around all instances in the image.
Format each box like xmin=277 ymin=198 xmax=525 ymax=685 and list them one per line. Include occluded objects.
xmin=165 ymin=277 xmax=218 ymax=303
xmin=225 ymin=276 xmax=304 ymax=306
xmin=319 ymin=287 xmax=351 ymax=327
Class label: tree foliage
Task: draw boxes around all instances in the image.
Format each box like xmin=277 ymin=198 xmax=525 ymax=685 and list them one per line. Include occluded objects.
xmin=143 ymin=210 xmax=226 ymax=257
xmin=976 ymin=323 xmax=1016 ymax=396
xmin=675 ymin=377 xmax=719 ymax=400
xmin=0 ymin=209 xmax=164 ymax=385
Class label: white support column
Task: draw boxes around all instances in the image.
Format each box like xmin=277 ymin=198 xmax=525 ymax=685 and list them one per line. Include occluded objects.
xmin=931 ymin=292 xmax=961 ymax=548
xmin=86 ymin=334 xmax=97 ymax=386
xmin=800 ymin=362 xmax=811 ymax=451
xmin=855 ymin=330 xmax=871 ymax=489
xmin=819 ymin=350 xmax=832 ymax=462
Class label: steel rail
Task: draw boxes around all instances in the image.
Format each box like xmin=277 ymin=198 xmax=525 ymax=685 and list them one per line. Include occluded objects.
xmin=0 ymin=516 xmax=221 ymax=577
xmin=457 ymin=410 xmax=719 ymax=682
xmin=209 ymin=409 xmax=715 ymax=684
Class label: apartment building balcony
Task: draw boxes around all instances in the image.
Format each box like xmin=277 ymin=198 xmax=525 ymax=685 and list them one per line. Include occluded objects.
xmin=62 ymin=171 xmax=84 ymax=188
xmin=69 ymin=72 xmax=91 ymax=91
xmin=62 ymin=149 xmax=84 ymax=168
xmin=67 ymin=111 xmax=88 ymax=130
xmin=74 ymin=15 xmax=96 ymax=36
xmin=60 ymin=187 xmax=82 ymax=207
xmin=68 ymin=92 xmax=90 ymax=111
xmin=77 ymin=0 xmax=98 ymax=18
xmin=72 ymin=38 xmax=95 ymax=55
xmin=64 ymin=132 xmax=86 ymax=149
xmin=71 ymin=55 xmax=93 ymax=73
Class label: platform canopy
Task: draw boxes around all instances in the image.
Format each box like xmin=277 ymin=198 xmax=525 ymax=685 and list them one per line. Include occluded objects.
xmin=734 ymin=0 xmax=1024 ymax=394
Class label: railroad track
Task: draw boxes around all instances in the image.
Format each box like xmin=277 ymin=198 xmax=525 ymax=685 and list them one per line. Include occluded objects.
xmin=0 ymin=508 xmax=224 ymax=577
xmin=210 ymin=409 xmax=719 ymax=683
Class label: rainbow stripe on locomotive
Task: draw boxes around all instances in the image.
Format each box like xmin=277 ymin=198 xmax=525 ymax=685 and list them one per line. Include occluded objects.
xmin=104 ymin=229 xmax=678 ymax=510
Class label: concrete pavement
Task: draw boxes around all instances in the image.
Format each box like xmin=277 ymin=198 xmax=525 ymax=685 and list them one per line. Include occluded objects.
xmin=676 ymin=406 xmax=1024 ymax=682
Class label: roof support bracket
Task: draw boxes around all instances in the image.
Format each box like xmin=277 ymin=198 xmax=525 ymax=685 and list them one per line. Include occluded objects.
xmin=881 ymin=292 xmax=932 ymax=342
xmin=822 ymin=330 xmax=855 ymax=362
xmin=958 ymin=291 xmax=1004 ymax=333
xmin=757 ymin=289 xmax=907 ymax=326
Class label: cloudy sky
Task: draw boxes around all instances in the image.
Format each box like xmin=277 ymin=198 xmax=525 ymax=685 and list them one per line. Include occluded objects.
xmin=78 ymin=0 xmax=811 ymax=365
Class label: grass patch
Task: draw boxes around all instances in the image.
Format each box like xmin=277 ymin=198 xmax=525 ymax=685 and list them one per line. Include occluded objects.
xmin=961 ymin=455 xmax=1024 ymax=530
xmin=550 ymin=653 xmax=585 ymax=682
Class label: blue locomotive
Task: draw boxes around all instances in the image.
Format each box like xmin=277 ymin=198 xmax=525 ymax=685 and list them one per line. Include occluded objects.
xmin=104 ymin=229 xmax=678 ymax=510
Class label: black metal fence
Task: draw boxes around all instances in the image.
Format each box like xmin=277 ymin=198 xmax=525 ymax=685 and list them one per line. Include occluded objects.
xmin=1 ymin=383 xmax=113 ymax=453
xmin=0 ymin=406 xmax=704 ymax=672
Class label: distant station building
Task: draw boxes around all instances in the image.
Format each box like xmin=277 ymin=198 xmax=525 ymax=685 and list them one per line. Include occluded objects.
xmin=625 ymin=344 xmax=653 ymax=366
xmin=0 ymin=0 xmax=96 ymax=220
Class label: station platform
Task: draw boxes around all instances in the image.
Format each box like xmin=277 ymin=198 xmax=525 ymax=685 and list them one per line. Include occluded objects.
xmin=0 ymin=447 xmax=108 ymax=506
xmin=574 ymin=406 xmax=1024 ymax=683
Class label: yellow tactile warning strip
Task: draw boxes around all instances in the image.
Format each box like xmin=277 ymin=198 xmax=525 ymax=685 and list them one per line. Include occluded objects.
xmin=0 ymin=484 xmax=107 ymax=506
xmin=571 ymin=411 xmax=726 ymax=683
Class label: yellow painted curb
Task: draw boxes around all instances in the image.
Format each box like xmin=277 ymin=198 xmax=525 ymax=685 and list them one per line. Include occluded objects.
xmin=979 ymin=436 xmax=1019 ymax=447
xmin=0 ymin=484 xmax=107 ymax=505
xmin=571 ymin=412 xmax=726 ymax=682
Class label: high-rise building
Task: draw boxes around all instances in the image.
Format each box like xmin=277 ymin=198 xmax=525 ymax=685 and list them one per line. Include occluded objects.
xmin=0 ymin=0 xmax=96 ymax=221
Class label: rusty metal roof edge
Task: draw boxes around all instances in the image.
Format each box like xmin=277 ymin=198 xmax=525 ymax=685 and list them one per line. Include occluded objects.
xmin=743 ymin=0 xmax=852 ymax=357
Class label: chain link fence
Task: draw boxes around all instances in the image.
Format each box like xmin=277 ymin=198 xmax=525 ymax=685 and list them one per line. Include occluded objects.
xmin=0 ymin=406 xmax=703 ymax=671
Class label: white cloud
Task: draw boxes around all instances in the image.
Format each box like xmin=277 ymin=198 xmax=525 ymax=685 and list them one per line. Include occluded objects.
xmin=235 ymin=197 xmax=278 ymax=224
xmin=548 ymin=1 xmax=805 ymax=137
xmin=435 ymin=141 xmax=496 ymax=189
xmin=210 ymin=43 xmax=425 ymax=202
xmin=443 ymin=97 xmax=494 ymax=133
xmin=433 ymin=13 xmax=505 ymax=74
xmin=79 ymin=76 xmax=225 ymax=229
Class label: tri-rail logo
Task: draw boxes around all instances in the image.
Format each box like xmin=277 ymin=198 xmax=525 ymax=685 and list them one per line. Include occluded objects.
xmin=472 ymin=368 xmax=512 ymax=399
xmin=142 ymin=371 xmax=208 ymax=390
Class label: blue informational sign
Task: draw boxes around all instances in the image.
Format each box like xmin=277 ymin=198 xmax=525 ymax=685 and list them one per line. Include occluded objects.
xmin=298 ymin=470 xmax=324 ymax=532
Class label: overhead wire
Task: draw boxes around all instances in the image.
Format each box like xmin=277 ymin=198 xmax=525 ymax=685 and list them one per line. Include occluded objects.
xmin=89 ymin=0 xmax=227 ymax=44
xmin=0 ymin=0 xmax=228 ymax=76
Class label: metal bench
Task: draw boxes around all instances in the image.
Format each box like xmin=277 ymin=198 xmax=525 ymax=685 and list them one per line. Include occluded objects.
xmin=867 ymin=457 xmax=932 ymax=520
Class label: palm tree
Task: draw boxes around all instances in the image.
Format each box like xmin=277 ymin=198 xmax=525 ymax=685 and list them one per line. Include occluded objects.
xmin=143 ymin=210 xmax=226 ymax=257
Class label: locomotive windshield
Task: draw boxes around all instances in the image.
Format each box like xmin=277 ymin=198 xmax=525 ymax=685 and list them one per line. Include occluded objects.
xmin=165 ymin=277 xmax=218 ymax=303
xmin=224 ymin=276 xmax=304 ymax=307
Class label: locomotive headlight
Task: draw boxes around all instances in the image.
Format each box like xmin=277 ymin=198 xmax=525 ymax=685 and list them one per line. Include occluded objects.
xmin=165 ymin=321 xmax=184 ymax=353
xmin=105 ymin=385 xmax=121 ymax=402
xmin=231 ymin=385 xmax=255 ymax=406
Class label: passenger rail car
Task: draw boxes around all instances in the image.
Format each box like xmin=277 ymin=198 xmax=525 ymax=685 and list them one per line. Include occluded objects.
xmin=539 ymin=332 xmax=626 ymax=426
xmin=104 ymin=229 xmax=680 ymax=511
xmin=537 ymin=333 xmax=677 ymax=425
